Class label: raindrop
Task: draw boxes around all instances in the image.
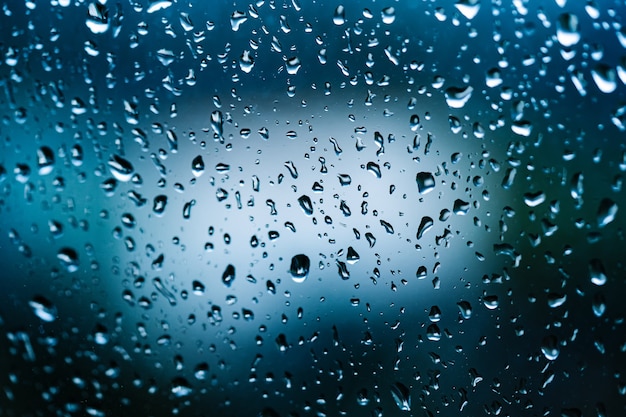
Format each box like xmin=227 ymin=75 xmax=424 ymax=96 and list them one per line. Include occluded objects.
xmin=191 ymin=155 xmax=205 ymax=177
xmin=29 ymin=295 xmax=57 ymax=322
xmin=86 ymin=2 xmax=109 ymax=34
xmin=37 ymin=146 xmax=55 ymax=175
xmin=297 ymin=195 xmax=313 ymax=215
xmin=455 ymin=0 xmax=481 ymax=20
xmin=107 ymin=155 xmax=134 ymax=182
xmin=57 ymin=247 xmax=79 ymax=273
xmin=390 ymin=382 xmax=411 ymax=411
xmin=416 ymin=172 xmax=435 ymax=194
xmin=597 ymin=198 xmax=617 ymax=227
xmin=541 ymin=335 xmax=560 ymax=361
xmin=589 ymin=258 xmax=607 ymax=286
xmin=556 ymin=13 xmax=580 ymax=47
xmin=416 ymin=216 xmax=434 ymax=239
xmin=445 ymin=86 xmax=473 ymax=109
xmin=289 ymin=254 xmax=310 ymax=283
xmin=333 ymin=5 xmax=346 ymax=25
xmin=222 ymin=264 xmax=236 ymax=287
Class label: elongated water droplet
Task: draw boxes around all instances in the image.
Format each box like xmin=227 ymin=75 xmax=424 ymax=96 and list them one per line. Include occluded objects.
xmin=556 ymin=13 xmax=580 ymax=47
xmin=222 ymin=264 xmax=236 ymax=287
xmin=416 ymin=216 xmax=434 ymax=239
xmin=390 ymin=382 xmax=411 ymax=411
xmin=37 ymin=146 xmax=55 ymax=175
xmin=589 ymin=258 xmax=607 ymax=286
xmin=333 ymin=5 xmax=346 ymax=25
xmin=597 ymin=198 xmax=618 ymax=227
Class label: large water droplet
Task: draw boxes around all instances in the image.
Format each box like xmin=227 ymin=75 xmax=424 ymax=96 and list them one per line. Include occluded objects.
xmin=416 ymin=172 xmax=435 ymax=194
xmin=597 ymin=198 xmax=618 ymax=227
xmin=86 ymin=2 xmax=109 ymax=34
xmin=29 ymin=295 xmax=57 ymax=322
xmin=556 ymin=13 xmax=580 ymax=47
xmin=37 ymin=146 xmax=55 ymax=175
xmin=289 ymin=254 xmax=310 ymax=283
xmin=191 ymin=155 xmax=205 ymax=177
xmin=445 ymin=86 xmax=473 ymax=108
xmin=541 ymin=335 xmax=560 ymax=360
xmin=57 ymin=247 xmax=79 ymax=272
xmin=222 ymin=264 xmax=236 ymax=287
xmin=390 ymin=382 xmax=411 ymax=411
xmin=333 ymin=5 xmax=346 ymax=25
xmin=455 ymin=0 xmax=481 ymax=20
xmin=297 ymin=195 xmax=313 ymax=215
xmin=589 ymin=258 xmax=607 ymax=286
xmin=107 ymin=155 xmax=134 ymax=182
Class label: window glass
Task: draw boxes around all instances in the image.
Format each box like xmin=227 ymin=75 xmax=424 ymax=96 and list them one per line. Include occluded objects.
xmin=0 ymin=1 xmax=625 ymax=416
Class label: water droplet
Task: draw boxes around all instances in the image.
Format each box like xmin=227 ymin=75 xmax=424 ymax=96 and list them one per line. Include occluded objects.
xmin=107 ymin=155 xmax=134 ymax=182
xmin=416 ymin=216 xmax=434 ymax=239
xmin=153 ymin=195 xmax=167 ymax=216
xmin=522 ymin=191 xmax=545 ymax=207
xmin=511 ymin=120 xmax=533 ymax=136
xmin=239 ymin=50 xmax=255 ymax=73
xmin=191 ymin=155 xmax=205 ymax=177
xmin=592 ymin=293 xmax=606 ymax=317
xmin=416 ymin=172 xmax=435 ymax=194
xmin=336 ymin=260 xmax=350 ymax=280
xmin=591 ymin=64 xmax=617 ymax=93
xmin=597 ymin=198 xmax=618 ymax=227
xmin=556 ymin=13 xmax=580 ymax=47
xmin=483 ymin=295 xmax=499 ymax=310
xmin=285 ymin=57 xmax=302 ymax=75
xmin=57 ymin=247 xmax=79 ymax=272
xmin=230 ymin=11 xmax=247 ymax=31
xmin=541 ymin=335 xmax=560 ymax=360
xmin=37 ymin=146 xmax=55 ymax=175
xmin=29 ymin=295 xmax=57 ymax=322
xmin=445 ymin=86 xmax=473 ymax=109
xmin=453 ymin=199 xmax=470 ymax=215
xmin=289 ymin=254 xmax=310 ymax=283
xmin=390 ymin=382 xmax=411 ymax=411
xmin=589 ymin=258 xmax=607 ymax=286
xmin=211 ymin=110 xmax=224 ymax=138
xmin=146 ymin=0 xmax=172 ymax=13
xmin=192 ymin=280 xmax=205 ymax=295
xmin=457 ymin=301 xmax=473 ymax=319
xmin=381 ymin=7 xmax=396 ymax=24
xmin=346 ymin=246 xmax=360 ymax=264
xmin=455 ymin=0 xmax=481 ymax=20
xmin=366 ymin=161 xmax=381 ymax=178
xmin=86 ymin=2 xmax=109 ymax=34
xmin=222 ymin=264 xmax=236 ymax=287
xmin=297 ymin=195 xmax=313 ymax=215
xmin=171 ymin=377 xmax=193 ymax=397
xmin=333 ymin=5 xmax=346 ymax=25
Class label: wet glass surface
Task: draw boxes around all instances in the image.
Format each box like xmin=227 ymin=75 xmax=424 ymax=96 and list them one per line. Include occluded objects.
xmin=0 ymin=1 xmax=625 ymax=416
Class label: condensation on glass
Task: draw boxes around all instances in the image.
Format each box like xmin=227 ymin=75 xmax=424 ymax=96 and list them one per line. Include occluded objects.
xmin=0 ymin=0 xmax=625 ymax=416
